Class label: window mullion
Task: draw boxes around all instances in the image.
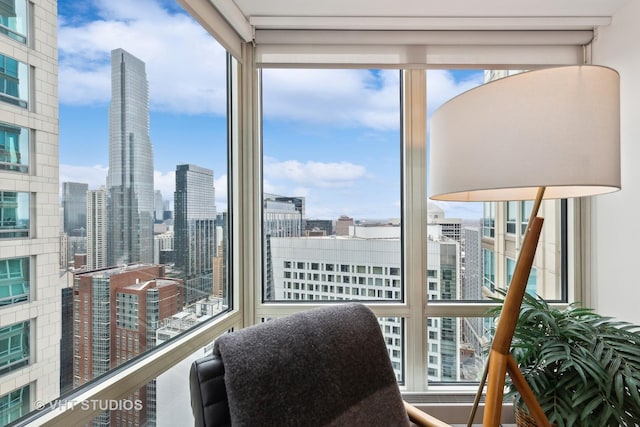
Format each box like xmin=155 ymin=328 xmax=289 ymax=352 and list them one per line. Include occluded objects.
xmin=402 ymin=68 xmax=427 ymax=391
xmin=235 ymin=42 xmax=260 ymax=327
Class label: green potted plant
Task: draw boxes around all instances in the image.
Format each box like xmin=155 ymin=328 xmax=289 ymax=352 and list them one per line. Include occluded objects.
xmin=488 ymin=291 xmax=640 ymax=427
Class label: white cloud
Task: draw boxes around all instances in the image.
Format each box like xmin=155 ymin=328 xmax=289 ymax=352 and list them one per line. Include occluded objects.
xmin=58 ymin=0 xmax=226 ymax=114
xmin=153 ymin=170 xmax=175 ymax=200
xmin=262 ymin=69 xmax=400 ymax=131
xmin=58 ymin=0 xmax=483 ymax=130
xmin=264 ymin=157 xmax=367 ymax=188
xmin=59 ymin=164 xmax=108 ymax=190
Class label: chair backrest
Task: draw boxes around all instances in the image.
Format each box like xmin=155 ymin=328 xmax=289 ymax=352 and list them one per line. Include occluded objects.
xmin=189 ymin=303 xmax=410 ymax=427
xmin=190 ymin=354 xmax=230 ymax=427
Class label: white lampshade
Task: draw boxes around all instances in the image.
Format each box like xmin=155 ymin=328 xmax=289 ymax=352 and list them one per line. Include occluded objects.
xmin=429 ymin=65 xmax=620 ymax=202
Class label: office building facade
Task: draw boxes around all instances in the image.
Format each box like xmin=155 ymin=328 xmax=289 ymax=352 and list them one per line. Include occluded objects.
xmin=106 ymin=49 xmax=154 ymax=266
xmin=0 ymin=0 xmax=60 ymax=423
xmin=174 ymin=164 xmax=217 ymax=304
xmin=87 ymin=188 xmax=108 ymax=270
xmin=61 ymin=182 xmax=88 ymax=236
xmin=73 ymin=264 xmax=182 ymax=425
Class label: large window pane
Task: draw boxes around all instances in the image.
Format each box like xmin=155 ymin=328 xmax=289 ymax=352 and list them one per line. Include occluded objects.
xmin=0 ymin=256 xmax=28 ymax=306
xmin=53 ymin=4 xmax=233 ymax=421
xmin=0 ymin=53 xmax=27 ymax=108
xmin=0 ymin=385 xmax=29 ymax=425
xmin=0 ymin=123 xmax=28 ymax=172
xmin=424 ymin=70 xmax=567 ymax=387
xmin=0 ymin=191 xmax=28 ymax=238
xmin=0 ymin=0 xmax=27 ymax=44
xmin=261 ymin=69 xmax=402 ymax=302
xmin=0 ymin=321 xmax=29 ymax=376
xmin=427 ymin=317 xmax=492 ymax=383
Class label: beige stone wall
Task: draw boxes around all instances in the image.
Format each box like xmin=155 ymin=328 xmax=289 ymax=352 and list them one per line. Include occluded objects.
xmin=0 ymin=0 xmax=60 ymax=409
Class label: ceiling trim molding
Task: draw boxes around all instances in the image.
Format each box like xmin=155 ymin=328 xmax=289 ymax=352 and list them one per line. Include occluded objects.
xmin=255 ymin=30 xmax=594 ymax=46
xmin=255 ymin=44 xmax=585 ymax=68
xmin=249 ymin=16 xmax=612 ymax=31
xmin=178 ymin=0 xmax=244 ymax=58
xmin=209 ymin=0 xmax=254 ymax=41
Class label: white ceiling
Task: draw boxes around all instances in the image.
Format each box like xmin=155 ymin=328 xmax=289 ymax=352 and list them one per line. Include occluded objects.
xmin=209 ymin=0 xmax=631 ymax=41
xmin=232 ymin=0 xmax=629 ymax=19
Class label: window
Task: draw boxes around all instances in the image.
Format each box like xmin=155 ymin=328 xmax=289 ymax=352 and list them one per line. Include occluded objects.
xmin=506 ymin=201 xmax=517 ymax=234
xmin=483 ymin=249 xmax=495 ymax=292
xmin=483 ymin=202 xmax=495 ymax=238
xmin=0 ymin=384 xmax=29 ymax=425
xmin=0 ymin=321 xmax=29 ymax=376
xmin=0 ymin=0 xmax=27 ymax=43
xmin=0 ymin=257 xmax=28 ymax=306
xmin=262 ymin=69 xmax=402 ymax=303
xmin=0 ymin=53 xmax=27 ymax=108
xmin=50 ymin=3 xmax=234 ymax=420
xmin=520 ymin=201 xmax=533 ymax=234
xmin=0 ymin=123 xmax=28 ymax=172
xmin=0 ymin=191 xmax=28 ymax=238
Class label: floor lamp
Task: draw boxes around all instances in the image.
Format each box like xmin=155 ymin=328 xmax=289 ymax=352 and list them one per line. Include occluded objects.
xmin=428 ymin=65 xmax=621 ymax=426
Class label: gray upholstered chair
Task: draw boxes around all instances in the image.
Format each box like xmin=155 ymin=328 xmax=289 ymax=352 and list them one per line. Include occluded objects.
xmin=189 ymin=303 xmax=447 ymax=427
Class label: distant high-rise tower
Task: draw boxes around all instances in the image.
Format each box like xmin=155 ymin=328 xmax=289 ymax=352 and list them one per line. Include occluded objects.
xmin=174 ymin=164 xmax=216 ymax=303
xmin=87 ymin=188 xmax=107 ymax=269
xmin=107 ymin=48 xmax=154 ymax=266
xmin=154 ymin=190 xmax=163 ymax=222
xmin=62 ymin=182 xmax=88 ymax=236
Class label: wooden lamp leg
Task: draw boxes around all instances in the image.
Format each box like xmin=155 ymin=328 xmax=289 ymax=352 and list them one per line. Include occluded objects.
xmin=506 ymin=355 xmax=549 ymax=425
xmin=482 ymin=216 xmax=550 ymax=427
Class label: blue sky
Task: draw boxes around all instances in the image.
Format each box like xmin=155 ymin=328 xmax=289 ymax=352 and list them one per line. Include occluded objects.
xmin=57 ymin=0 xmax=484 ymax=219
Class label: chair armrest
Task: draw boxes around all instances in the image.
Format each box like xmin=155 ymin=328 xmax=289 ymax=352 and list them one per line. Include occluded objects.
xmin=403 ymin=401 xmax=451 ymax=427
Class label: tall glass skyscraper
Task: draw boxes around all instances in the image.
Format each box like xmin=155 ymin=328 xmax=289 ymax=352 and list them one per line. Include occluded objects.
xmin=174 ymin=164 xmax=216 ymax=304
xmin=107 ymin=49 xmax=154 ymax=266
xmin=61 ymin=181 xmax=88 ymax=236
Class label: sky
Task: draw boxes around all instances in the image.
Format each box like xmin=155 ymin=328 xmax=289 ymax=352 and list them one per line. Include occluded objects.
xmin=57 ymin=0 xmax=485 ymax=220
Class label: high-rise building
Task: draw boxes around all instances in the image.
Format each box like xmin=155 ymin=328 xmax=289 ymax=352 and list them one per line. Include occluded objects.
xmin=268 ymin=221 xmax=474 ymax=382
xmin=268 ymin=227 xmax=404 ymax=381
xmin=60 ymin=287 xmax=74 ymax=396
xmin=62 ymin=182 xmax=88 ymax=236
xmin=305 ymin=219 xmax=333 ymax=236
xmin=174 ymin=164 xmax=217 ymax=304
xmin=214 ymin=212 xmax=229 ymax=304
xmin=106 ymin=48 xmax=154 ymax=266
xmin=426 ymin=236 xmax=462 ymax=381
xmin=263 ymin=194 xmax=304 ymax=299
xmin=73 ymin=264 xmax=182 ymax=425
xmin=334 ymin=215 xmax=354 ymax=236
xmin=154 ymin=230 xmax=174 ymax=265
xmin=0 ymin=0 xmax=60 ymax=422
xmin=87 ymin=188 xmax=108 ymax=270
xmin=428 ymin=201 xmax=462 ymax=242
xmin=154 ymin=190 xmax=164 ymax=222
